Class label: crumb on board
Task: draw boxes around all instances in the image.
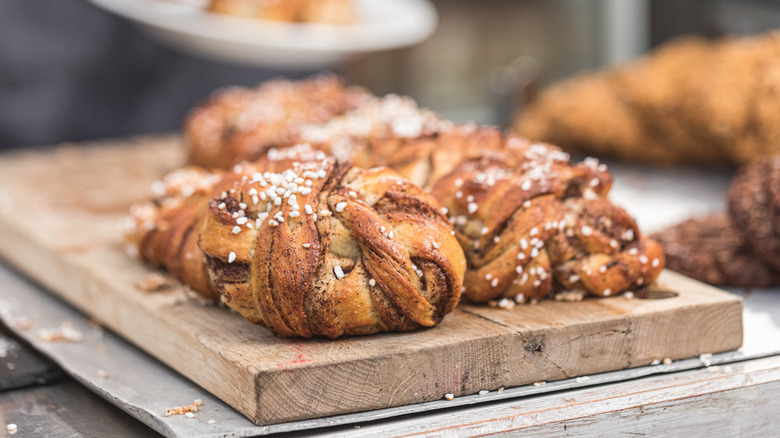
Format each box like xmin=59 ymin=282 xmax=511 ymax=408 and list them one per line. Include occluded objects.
xmin=97 ymin=369 xmax=109 ymax=379
xmin=164 ymin=400 xmax=205 ymax=417
xmin=497 ymin=387 xmax=505 ymax=392
xmin=575 ymin=376 xmax=591 ymax=383
xmin=663 ymin=357 xmax=673 ymax=366
xmin=135 ymin=273 xmax=171 ymax=293
xmin=533 ymin=381 xmax=546 ymax=386
xmin=7 ymin=423 xmax=17 ymax=432
xmin=650 ymin=359 xmax=661 ymax=366
xmin=444 ymin=393 xmax=455 ymax=401
xmin=37 ymin=321 xmax=83 ymax=343
xmin=699 ymin=353 xmax=713 ymax=367
xmin=554 ymin=290 xmax=586 ymax=302
xmin=478 ymin=390 xmax=489 ymax=395
xmin=208 ymin=419 xmax=216 ymax=425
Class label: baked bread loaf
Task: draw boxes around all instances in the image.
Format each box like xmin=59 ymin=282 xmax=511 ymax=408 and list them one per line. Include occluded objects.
xmin=728 ymin=154 xmax=780 ymax=271
xmin=652 ymin=215 xmax=780 ymax=287
xmin=185 ymin=74 xmax=371 ymax=169
xmin=515 ymin=31 xmax=780 ymax=167
xmin=127 ymin=148 xmax=466 ymax=338
xmin=207 ymin=0 xmax=354 ymax=24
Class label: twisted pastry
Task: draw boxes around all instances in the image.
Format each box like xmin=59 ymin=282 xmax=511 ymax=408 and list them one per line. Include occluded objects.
xmin=427 ymin=136 xmax=663 ymax=303
xmin=128 ymin=147 xmax=465 ymax=338
xmin=185 ymin=74 xmax=371 ymax=169
xmin=183 ymin=81 xmax=664 ymax=303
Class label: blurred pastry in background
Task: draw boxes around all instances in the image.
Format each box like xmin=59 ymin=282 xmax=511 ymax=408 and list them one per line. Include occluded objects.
xmin=654 ymin=154 xmax=780 ymax=288
xmin=728 ymin=154 xmax=780 ymax=271
xmin=207 ymin=0 xmax=355 ymax=24
xmin=515 ymin=31 xmax=780 ymax=167
xmin=652 ymin=215 xmax=780 ymax=287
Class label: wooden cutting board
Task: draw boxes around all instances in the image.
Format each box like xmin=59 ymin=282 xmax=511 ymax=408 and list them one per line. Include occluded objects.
xmin=0 ymin=137 xmax=743 ymax=425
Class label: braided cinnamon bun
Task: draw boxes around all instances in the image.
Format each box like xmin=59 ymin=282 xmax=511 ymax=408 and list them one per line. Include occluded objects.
xmin=416 ymin=132 xmax=663 ymax=303
xmin=127 ymin=147 xmax=465 ymax=338
xmin=181 ymin=78 xmax=664 ymax=304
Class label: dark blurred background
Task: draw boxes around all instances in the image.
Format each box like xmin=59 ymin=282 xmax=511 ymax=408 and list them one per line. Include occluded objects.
xmin=1 ymin=0 xmax=779 ymax=150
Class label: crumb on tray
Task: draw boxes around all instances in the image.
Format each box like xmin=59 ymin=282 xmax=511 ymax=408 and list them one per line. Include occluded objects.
xmin=37 ymin=321 xmax=83 ymax=343
xmin=164 ymin=399 xmax=205 ymax=417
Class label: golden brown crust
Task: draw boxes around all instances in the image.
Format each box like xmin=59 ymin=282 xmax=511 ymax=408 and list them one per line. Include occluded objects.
xmin=128 ymin=149 xmax=465 ymax=338
xmin=427 ymin=134 xmax=662 ymax=303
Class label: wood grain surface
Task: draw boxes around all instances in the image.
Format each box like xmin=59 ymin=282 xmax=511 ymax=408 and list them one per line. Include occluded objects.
xmin=0 ymin=136 xmax=744 ymax=425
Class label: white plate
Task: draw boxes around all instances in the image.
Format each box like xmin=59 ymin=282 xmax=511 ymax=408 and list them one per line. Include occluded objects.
xmin=86 ymin=0 xmax=438 ymax=69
